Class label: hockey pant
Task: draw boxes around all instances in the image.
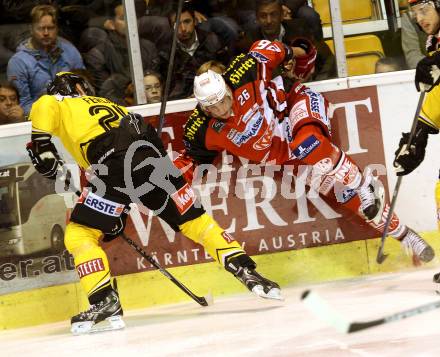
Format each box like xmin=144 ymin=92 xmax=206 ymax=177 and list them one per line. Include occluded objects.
xmin=290 ymin=124 xmax=407 ymax=239
xmin=67 ymin=126 xmax=244 ymax=303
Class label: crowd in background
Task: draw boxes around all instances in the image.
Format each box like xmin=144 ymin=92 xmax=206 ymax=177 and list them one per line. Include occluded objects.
xmin=0 ymin=0 xmax=427 ymax=125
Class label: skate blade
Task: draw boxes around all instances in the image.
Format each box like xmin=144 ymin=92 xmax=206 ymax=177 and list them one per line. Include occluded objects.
xmin=71 ymin=315 xmax=125 ymax=335
xmin=252 ymin=286 xmax=284 ymax=301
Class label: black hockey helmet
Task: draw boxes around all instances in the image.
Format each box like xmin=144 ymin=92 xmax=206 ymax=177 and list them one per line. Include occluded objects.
xmin=47 ymin=71 xmax=95 ymax=96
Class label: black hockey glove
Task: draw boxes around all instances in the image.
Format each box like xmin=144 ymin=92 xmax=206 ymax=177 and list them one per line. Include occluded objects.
xmin=102 ymin=208 xmax=130 ymax=242
xmin=415 ymin=51 xmax=440 ymax=92
xmin=393 ymin=121 xmax=438 ymax=176
xmin=26 ymin=141 xmax=63 ymax=180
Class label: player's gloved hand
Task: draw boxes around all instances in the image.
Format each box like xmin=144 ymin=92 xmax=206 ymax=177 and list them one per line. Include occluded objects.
xmin=415 ymin=51 xmax=440 ymax=92
xmin=393 ymin=121 xmax=438 ymax=176
xmin=103 ymin=208 xmax=129 ymax=242
xmin=26 ymin=141 xmax=63 ymax=179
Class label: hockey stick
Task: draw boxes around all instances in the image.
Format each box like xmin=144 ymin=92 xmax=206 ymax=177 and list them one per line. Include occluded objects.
xmin=376 ymin=91 xmax=426 ymax=264
xmin=302 ymin=289 xmax=440 ymax=333
xmin=64 ymin=178 xmax=211 ymax=307
xmin=118 ymin=232 xmax=211 ymax=307
xmin=157 ymin=0 xmax=185 ymax=136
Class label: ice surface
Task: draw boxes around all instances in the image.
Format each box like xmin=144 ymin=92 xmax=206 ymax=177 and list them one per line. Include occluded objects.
xmin=2 ymin=267 xmax=440 ymax=357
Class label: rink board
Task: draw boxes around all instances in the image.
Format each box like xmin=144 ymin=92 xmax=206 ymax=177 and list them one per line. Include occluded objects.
xmin=1 ymin=70 xmax=440 ymax=329
xmin=1 ymin=231 xmax=439 ymax=329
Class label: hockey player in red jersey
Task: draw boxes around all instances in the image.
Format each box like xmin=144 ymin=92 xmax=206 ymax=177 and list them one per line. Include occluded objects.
xmin=175 ymin=38 xmax=435 ymax=263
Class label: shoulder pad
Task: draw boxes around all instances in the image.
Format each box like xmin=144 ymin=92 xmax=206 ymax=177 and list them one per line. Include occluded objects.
xmin=184 ymin=107 xmax=211 ymax=143
xmin=183 ymin=107 xmax=219 ymax=165
xmin=224 ymin=53 xmax=258 ymax=89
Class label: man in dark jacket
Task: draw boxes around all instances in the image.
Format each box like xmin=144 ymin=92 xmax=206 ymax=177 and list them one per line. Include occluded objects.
xmin=84 ymin=2 xmax=160 ymax=94
xmin=239 ymin=0 xmax=335 ymax=81
xmin=162 ymin=2 xmax=226 ymax=100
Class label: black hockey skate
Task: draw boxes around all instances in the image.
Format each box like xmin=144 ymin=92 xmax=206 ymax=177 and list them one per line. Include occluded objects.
xmin=226 ymin=254 xmax=282 ymax=300
xmin=71 ymin=288 xmax=125 ymax=335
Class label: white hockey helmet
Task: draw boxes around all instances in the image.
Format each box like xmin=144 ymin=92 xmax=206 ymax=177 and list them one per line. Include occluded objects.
xmin=193 ymin=70 xmax=227 ymax=107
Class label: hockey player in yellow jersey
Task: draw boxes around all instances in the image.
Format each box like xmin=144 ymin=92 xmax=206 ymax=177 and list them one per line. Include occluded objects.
xmin=397 ymin=0 xmax=440 ymax=282
xmin=394 ymin=1 xmax=440 ymax=175
xmin=27 ymin=72 xmax=282 ymax=335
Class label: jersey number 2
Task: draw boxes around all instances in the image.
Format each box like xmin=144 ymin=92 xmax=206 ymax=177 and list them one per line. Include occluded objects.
xmin=89 ymin=105 xmax=125 ymax=131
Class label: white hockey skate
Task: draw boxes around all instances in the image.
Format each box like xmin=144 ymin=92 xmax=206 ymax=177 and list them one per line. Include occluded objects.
xmin=226 ymin=254 xmax=283 ymax=300
xmin=356 ymin=174 xmax=385 ymax=225
xmin=401 ymin=228 xmax=435 ymax=263
xmin=71 ymin=289 xmax=125 ymax=335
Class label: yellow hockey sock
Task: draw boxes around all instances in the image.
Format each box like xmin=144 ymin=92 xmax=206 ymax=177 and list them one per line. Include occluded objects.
xmin=64 ymin=222 xmax=112 ymax=301
xmin=179 ymin=213 xmax=244 ymax=266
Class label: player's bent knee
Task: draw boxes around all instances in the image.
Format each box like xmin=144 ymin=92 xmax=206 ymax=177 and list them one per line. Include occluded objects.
xmin=179 ymin=213 xmax=218 ymax=244
xmin=290 ymin=125 xmax=340 ymax=167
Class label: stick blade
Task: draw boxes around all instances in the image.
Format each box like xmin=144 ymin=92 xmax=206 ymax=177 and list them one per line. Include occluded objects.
xmin=376 ymin=252 xmax=388 ymax=264
xmin=204 ymin=291 xmax=214 ymax=306
xmin=301 ymin=290 xmax=350 ymax=333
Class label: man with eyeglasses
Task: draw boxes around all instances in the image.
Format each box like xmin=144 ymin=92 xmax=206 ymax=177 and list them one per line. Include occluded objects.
xmin=6 ymin=4 xmax=84 ymax=115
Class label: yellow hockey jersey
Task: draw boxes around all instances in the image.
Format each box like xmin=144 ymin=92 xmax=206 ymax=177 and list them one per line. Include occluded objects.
xmin=30 ymin=94 xmax=128 ymax=168
xmin=419 ymin=41 xmax=440 ymax=130
xmin=420 ymin=85 xmax=440 ymax=130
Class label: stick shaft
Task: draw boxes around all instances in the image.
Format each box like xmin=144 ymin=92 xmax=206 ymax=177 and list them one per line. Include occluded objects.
xmin=120 ymin=233 xmax=208 ymax=306
xmin=348 ymin=299 xmax=440 ymax=333
xmin=157 ymin=0 xmax=185 ymax=136
xmin=376 ymin=91 xmax=426 ymax=263
xmin=71 ymin=189 xmax=208 ymax=306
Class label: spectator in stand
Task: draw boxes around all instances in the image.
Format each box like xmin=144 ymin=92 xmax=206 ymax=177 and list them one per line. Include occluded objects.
xmin=84 ymin=1 xmax=160 ymax=94
xmin=375 ymin=57 xmax=406 ymax=73
xmin=0 ymin=81 xmax=25 ymax=125
xmin=0 ymin=0 xmax=41 ymax=77
xmin=6 ymin=4 xmax=85 ymax=115
xmin=143 ymin=70 xmax=163 ymax=104
xmin=102 ymin=70 xmax=163 ymax=106
xmin=138 ymin=0 xmax=173 ymax=52
xmin=282 ymin=0 xmax=323 ymax=41
xmin=401 ymin=6 xmax=428 ymax=68
xmin=239 ymin=0 xmax=335 ymax=81
xmin=189 ymin=0 xmax=242 ymax=49
xmin=161 ymin=1 xmax=226 ymax=100
xmin=234 ymin=0 xmax=323 ymax=41
xmin=76 ymin=0 xmax=171 ymax=54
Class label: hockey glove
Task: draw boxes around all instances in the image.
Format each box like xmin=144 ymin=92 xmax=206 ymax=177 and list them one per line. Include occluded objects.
xmin=26 ymin=141 xmax=63 ymax=180
xmin=415 ymin=51 xmax=440 ymax=92
xmin=103 ymin=208 xmax=130 ymax=242
xmin=393 ymin=121 xmax=438 ymax=176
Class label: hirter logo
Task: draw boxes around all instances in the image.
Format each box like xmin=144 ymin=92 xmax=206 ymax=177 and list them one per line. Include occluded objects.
xmin=76 ymin=258 xmax=105 ymax=278
xmin=171 ymin=183 xmax=196 ymax=214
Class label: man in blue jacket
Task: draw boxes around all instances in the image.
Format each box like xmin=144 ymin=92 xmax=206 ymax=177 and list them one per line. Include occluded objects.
xmin=7 ymin=4 xmax=84 ymax=115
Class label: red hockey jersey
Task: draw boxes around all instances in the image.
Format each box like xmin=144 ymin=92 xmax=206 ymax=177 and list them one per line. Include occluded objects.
xmin=180 ymin=40 xmax=332 ymax=168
